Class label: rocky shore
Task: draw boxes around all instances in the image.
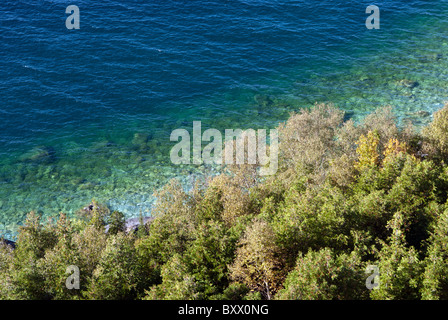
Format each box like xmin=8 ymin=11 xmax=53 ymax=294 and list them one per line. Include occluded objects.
xmin=1 ymin=215 xmax=154 ymax=250
xmin=0 ymin=238 xmax=16 ymax=249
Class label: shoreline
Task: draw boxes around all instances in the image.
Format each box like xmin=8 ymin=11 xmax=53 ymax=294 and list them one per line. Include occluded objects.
xmin=2 ymin=5 xmax=448 ymax=237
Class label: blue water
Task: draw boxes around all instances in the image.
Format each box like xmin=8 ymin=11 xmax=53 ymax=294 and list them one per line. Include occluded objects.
xmin=1 ymin=0 xmax=448 ymax=237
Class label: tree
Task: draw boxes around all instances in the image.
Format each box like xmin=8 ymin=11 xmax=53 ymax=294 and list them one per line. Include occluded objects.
xmin=385 ymin=155 xmax=445 ymax=250
xmin=355 ymin=130 xmax=380 ymax=172
xmin=370 ymin=213 xmax=423 ymax=300
xmin=9 ymin=212 xmax=57 ymax=299
xmin=229 ymin=219 xmax=284 ymax=300
xmin=276 ymin=248 xmax=368 ymax=300
xmin=86 ymin=232 xmax=138 ymax=299
xmin=0 ymin=242 xmax=14 ymax=299
xmin=107 ymin=210 xmax=126 ymax=235
xmin=271 ymin=183 xmax=350 ymax=268
xmin=277 ymin=103 xmax=345 ymax=186
xmin=144 ymin=253 xmax=205 ymax=300
xmin=38 ymin=213 xmax=81 ymax=300
xmin=422 ymin=104 xmax=448 ymax=161
xmin=182 ymin=220 xmax=236 ymax=297
xmin=71 ymin=224 xmax=108 ymax=290
xmin=421 ymin=206 xmax=448 ymax=299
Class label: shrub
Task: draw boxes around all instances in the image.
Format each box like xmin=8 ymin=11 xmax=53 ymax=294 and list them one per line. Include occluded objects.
xmin=386 ymin=156 xmax=444 ymax=249
xmin=107 ymin=210 xmax=126 ymax=235
xmin=360 ymin=106 xmax=399 ymax=150
xmin=0 ymin=242 xmax=14 ymax=299
xmin=276 ymin=248 xmax=368 ymax=300
xmin=38 ymin=213 xmax=81 ymax=300
xmin=383 ymin=138 xmax=408 ymax=164
xmin=422 ymin=104 xmax=448 ymax=161
xmin=140 ymin=179 xmax=198 ymax=266
xmin=272 ymin=184 xmax=350 ymax=267
xmin=9 ymin=212 xmax=58 ymax=299
xmin=182 ymin=220 xmax=237 ymax=296
xmin=144 ymin=254 xmax=205 ymax=300
xmin=229 ymin=219 xmax=284 ymax=300
xmin=208 ymin=173 xmax=257 ymax=226
xmin=71 ymin=224 xmax=108 ymax=287
xmin=215 ymin=283 xmax=250 ymax=300
xmin=370 ymin=213 xmax=424 ymax=300
xmin=277 ymin=103 xmax=345 ymax=185
xmin=76 ymin=199 xmax=110 ymax=229
xmin=355 ymin=130 xmax=380 ymax=172
xmin=421 ymin=206 xmax=448 ymax=299
xmin=86 ymin=232 xmax=138 ymax=300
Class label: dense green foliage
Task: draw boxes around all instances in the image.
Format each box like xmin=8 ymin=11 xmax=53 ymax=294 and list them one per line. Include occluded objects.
xmin=1 ymin=103 xmax=448 ymax=300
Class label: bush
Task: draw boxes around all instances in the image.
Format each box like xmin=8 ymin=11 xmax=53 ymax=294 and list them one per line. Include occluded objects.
xmin=144 ymin=253 xmax=205 ymax=300
xmin=355 ymin=130 xmax=381 ymax=171
xmin=229 ymin=219 xmax=284 ymax=300
xmin=421 ymin=206 xmax=448 ymax=299
xmin=107 ymin=210 xmax=126 ymax=235
xmin=370 ymin=213 xmax=424 ymax=300
xmin=38 ymin=214 xmax=81 ymax=300
xmin=0 ymin=242 xmax=14 ymax=299
xmin=86 ymin=232 xmax=138 ymax=300
xmin=277 ymin=103 xmax=344 ymax=186
xmin=276 ymin=248 xmax=368 ymax=300
xmin=8 ymin=212 xmax=58 ymax=299
xmin=422 ymin=104 xmax=448 ymax=161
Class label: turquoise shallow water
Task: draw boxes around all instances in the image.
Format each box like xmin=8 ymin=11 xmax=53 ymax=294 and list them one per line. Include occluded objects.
xmin=1 ymin=1 xmax=448 ymax=238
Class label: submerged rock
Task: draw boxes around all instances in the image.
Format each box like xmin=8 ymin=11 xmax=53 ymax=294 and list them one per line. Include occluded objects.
xmin=419 ymin=53 xmax=443 ymax=63
xmin=1 ymin=238 xmax=15 ymax=249
xmin=124 ymin=216 xmax=154 ymax=233
xmin=397 ymin=79 xmax=419 ymax=89
xmin=70 ymin=177 xmax=86 ymax=185
xmin=254 ymin=94 xmax=274 ymax=107
xmin=82 ymin=204 xmax=99 ymax=213
xmin=78 ymin=182 xmax=96 ymax=190
xmin=91 ymin=140 xmax=116 ymax=156
xmin=104 ymin=216 xmax=154 ymax=234
xmin=358 ymin=75 xmax=369 ymax=81
xmin=412 ymin=110 xmax=431 ymax=117
xmin=20 ymin=146 xmax=56 ymax=164
xmin=132 ymin=133 xmax=149 ymax=145
xmin=131 ymin=133 xmax=152 ymax=152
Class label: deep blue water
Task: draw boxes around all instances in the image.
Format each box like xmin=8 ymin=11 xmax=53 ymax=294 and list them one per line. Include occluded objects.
xmin=1 ymin=0 xmax=448 ymax=237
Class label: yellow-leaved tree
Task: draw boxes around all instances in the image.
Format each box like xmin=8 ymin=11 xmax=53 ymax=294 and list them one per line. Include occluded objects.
xmin=229 ymin=219 xmax=284 ymax=300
